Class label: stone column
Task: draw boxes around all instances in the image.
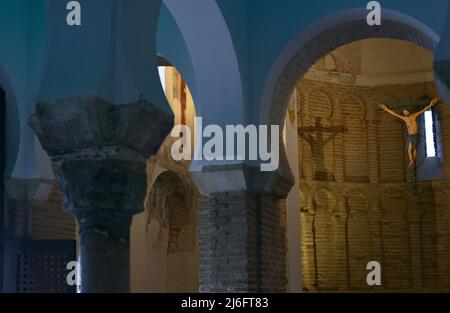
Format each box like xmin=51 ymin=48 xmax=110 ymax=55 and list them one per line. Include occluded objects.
xmin=192 ymin=164 xmax=293 ymax=292
xmin=29 ymin=96 xmax=172 ymax=292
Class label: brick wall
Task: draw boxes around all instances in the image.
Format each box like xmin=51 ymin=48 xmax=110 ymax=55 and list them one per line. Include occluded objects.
xmin=298 ymin=80 xmax=450 ymax=291
xmin=197 ymin=190 xmax=287 ymax=292
xmin=198 ymin=191 xmax=258 ymax=292
xmin=7 ymin=183 xmax=76 ymax=240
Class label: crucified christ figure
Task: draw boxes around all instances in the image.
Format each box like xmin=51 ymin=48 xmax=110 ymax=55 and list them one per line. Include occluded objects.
xmin=379 ymin=97 xmax=440 ymax=170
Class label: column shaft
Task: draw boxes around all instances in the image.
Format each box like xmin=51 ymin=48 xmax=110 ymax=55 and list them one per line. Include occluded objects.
xmin=76 ymin=212 xmax=132 ymax=293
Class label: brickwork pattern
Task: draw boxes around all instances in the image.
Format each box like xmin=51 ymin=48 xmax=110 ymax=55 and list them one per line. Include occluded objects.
xmin=7 ymin=184 xmax=76 ymax=240
xmin=298 ymin=80 xmax=450 ymax=291
xmin=197 ymin=190 xmax=287 ymax=292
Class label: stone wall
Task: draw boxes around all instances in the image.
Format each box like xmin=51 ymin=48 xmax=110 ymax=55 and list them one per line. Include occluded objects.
xmin=297 ymin=79 xmax=450 ymax=291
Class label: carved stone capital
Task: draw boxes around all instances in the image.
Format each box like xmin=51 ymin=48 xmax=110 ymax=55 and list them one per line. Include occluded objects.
xmin=28 ymin=96 xmax=173 ymax=165
xmin=28 ymin=96 xmax=173 ymax=218
xmin=58 ymin=159 xmax=146 ymax=219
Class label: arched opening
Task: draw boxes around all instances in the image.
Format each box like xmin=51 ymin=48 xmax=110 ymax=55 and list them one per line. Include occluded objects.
xmin=294 ymin=38 xmax=449 ymax=292
xmin=160 ymin=0 xmax=245 ymax=131
xmin=144 ymin=171 xmax=198 ymax=292
xmin=130 ymin=61 xmax=200 ymax=292
xmin=269 ymin=9 xmax=450 ymax=292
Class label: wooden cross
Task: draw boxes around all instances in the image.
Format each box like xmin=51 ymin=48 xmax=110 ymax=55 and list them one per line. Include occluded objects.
xmin=298 ymin=117 xmax=347 ymax=181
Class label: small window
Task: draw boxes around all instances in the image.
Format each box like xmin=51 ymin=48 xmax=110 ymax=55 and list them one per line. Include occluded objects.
xmin=424 ymin=110 xmax=436 ymax=157
xmin=158 ymin=66 xmax=166 ymax=94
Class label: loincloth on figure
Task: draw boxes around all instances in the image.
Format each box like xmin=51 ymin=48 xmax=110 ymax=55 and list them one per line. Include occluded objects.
xmin=406 ymin=134 xmax=419 ymax=150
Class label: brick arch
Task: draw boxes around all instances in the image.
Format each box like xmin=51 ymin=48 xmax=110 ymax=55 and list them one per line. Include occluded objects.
xmin=145 ymin=170 xmax=196 ymax=251
xmin=343 ymin=189 xmax=371 ymax=289
xmin=261 ymin=8 xmax=439 ymax=190
xmin=312 ymin=188 xmax=338 ymax=213
xmin=299 ymin=183 xmax=312 ymax=213
xmin=340 ymin=93 xmax=369 ymax=181
xmin=143 ymin=169 xmax=198 ymax=292
xmin=146 ymin=170 xmax=190 ymax=227
xmin=305 ymin=87 xmax=336 ymax=120
xmin=379 ymin=188 xmax=413 ymax=289
xmin=147 ymin=168 xmax=187 ymax=201
xmin=339 ymin=90 xmax=367 ymax=121
xmin=311 ymin=188 xmax=339 ymax=289
xmin=415 ymin=185 xmax=450 ymax=289
xmin=343 ymin=189 xmax=369 ymax=214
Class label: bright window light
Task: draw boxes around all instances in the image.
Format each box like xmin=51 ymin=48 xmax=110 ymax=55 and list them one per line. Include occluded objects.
xmin=158 ymin=66 xmax=166 ymax=94
xmin=424 ymin=110 xmax=436 ymax=157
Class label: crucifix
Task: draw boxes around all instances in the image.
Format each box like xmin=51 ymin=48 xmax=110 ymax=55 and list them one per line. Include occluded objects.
xmin=378 ymin=95 xmax=442 ymax=196
xmin=298 ymin=117 xmax=347 ymax=181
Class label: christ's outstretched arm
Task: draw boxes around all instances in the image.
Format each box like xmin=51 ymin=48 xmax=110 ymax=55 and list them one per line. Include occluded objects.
xmin=414 ymin=97 xmax=440 ymax=117
xmin=379 ymin=104 xmax=404 ymax=120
